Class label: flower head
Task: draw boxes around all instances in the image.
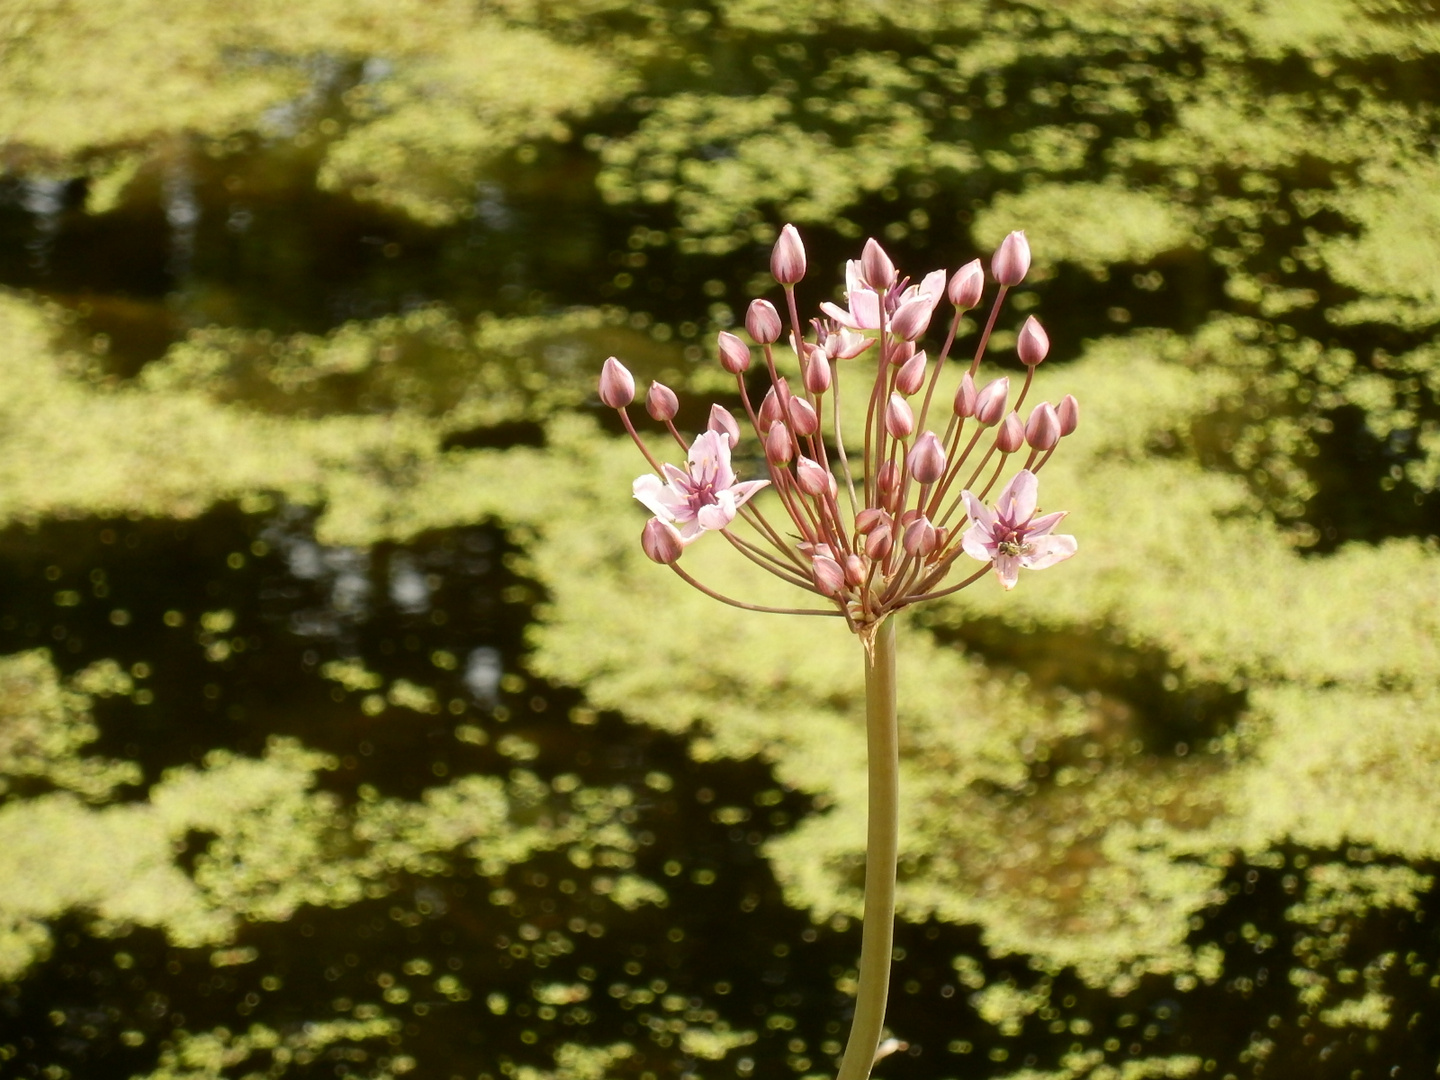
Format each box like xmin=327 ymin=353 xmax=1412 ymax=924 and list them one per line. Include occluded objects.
xmin=633 ymin=430 xmax=769 ymax=544
xmin=960 ymin=471 xmax=1076 ymax=590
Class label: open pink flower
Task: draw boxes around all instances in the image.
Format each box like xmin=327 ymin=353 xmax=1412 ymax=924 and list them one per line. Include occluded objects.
xmin=960 ymin=470 xmax=1076 ymax=590
xmin=819 ymin=260 xmax=882 ymax=330
xmin=633 ymin=430 xmax=769 ymax=544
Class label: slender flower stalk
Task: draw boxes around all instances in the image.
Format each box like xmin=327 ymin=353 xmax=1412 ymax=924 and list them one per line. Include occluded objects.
xmin=598 ymin=225 xmax=1078 ymax=1080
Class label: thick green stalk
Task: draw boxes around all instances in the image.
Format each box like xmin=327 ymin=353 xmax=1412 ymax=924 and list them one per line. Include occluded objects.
xmin=836 ymin=618 xmax=899 ymax=1080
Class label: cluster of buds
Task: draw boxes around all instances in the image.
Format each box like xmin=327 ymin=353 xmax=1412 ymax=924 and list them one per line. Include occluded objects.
xmin=598 ymin=225 xmax=1077 ymax=635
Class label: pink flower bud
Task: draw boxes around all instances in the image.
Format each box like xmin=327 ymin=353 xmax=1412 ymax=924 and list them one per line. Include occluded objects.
xmin=1058 ymin=393 xmax=1079 ymax=436
xmin=746 ymin=299 xmax=782 ymax=344
xmin=646 ymin=381 xmax=678 ymax=422
xmin=947 ymin=258 xmax=984 ymax=309
xmin=844 ymin=554 xmax=867 ymax=587
xmin=795 ymin=455 xmax=830 ymax=496
xmin=803 ymin=354 xmax=831 ymax=394
xmin=865 ymin=521 xmax=893 ymax=560
xmin=888 ymin=340 xmax=914 ymax=367
xmin=907 ymin=431 xmax=947 ymax=484
xmin=708 ymin=403 xmax=740 ymax=448
xmin=903 ymin=515 xmax=938 ymax=557
xmin=895 ymin=351 xmax=927 ymax=396
xmin=890 ymin=296 xmax=935 ymax=341
xmin=996 ymin=412 xmax=1025 ymax=453
xmin=1025 ymin=401 xmax=1060 ymax=451
xmin=813 ymin=555 xmax=846 ymax=597
xmin=861 ymin=238 xmax=895 ymax=291
xmin=598 ymin=356 xmax=635 ymax=409
xmin=934 ymin=526 xmax=949 ymax=549
xmin=877 ymin=460 xmax=901 ymax=496
xmin=974 ymin=376 xmax=1010 ymax=426
xmin=717 ymin=331 xmax=751 ymax=374
xmin=953 ymin=371 xmax=978 ymax=418
xmin=1017 ymin=315 xmax=1049 ymax=366
xmin=757 ymin=386 xmax=782 ymax=434
xmin=771 ymin=223 xmax=807 ymax=286
xmin=788 ymin=396 xmax=819 ymax=436
xmin=765 ymin=420 xmax=794 ymax=464
xmin=885 ymin=393 xmax=914 ymax=439
xmin=855 ymin=507 xmax=887 ymax=534
xmin=991 ymin=230 xmax=1031 ymax=286
xmin=641 ymin=518 xmax=682 ymax=564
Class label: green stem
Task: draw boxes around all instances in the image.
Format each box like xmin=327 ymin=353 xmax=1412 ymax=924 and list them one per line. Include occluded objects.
xmin=836 ymin=618 xmax=899 ymax=1080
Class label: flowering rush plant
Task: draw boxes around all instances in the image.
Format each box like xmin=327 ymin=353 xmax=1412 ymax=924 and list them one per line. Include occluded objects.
xmin=599 ymin=226 xmax=1077 ymax=1080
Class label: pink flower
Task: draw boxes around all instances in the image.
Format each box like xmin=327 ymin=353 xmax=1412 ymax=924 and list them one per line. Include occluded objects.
xmin=819 ymin=260 xmax=882 ymax=330
xmin=960 ymin=470 xmax=1076 ymax=590
xmin=633 ymin=430 xmax=769 ymax=544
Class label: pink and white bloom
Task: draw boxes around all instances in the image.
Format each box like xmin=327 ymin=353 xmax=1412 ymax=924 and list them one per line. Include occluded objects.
xmin=960 ymin=470 xmax=1076 ymax=590
xmin=633 ymin=430 xmax=769 ymax=544
xmin=820 ymin=261 xmax=883 ymax=330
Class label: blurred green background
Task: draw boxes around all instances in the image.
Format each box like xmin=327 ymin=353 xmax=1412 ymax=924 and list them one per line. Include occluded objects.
xmin=0 ymin=2 xmax=1436 ymax=1078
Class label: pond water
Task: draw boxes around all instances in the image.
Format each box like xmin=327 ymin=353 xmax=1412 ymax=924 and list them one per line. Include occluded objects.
xmin=0 ymin=3 xmax=1438 ymax=1079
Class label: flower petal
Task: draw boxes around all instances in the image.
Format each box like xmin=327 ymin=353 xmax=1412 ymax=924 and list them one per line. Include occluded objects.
xmin=851 ymin=290 xmax=881 ymax=329
xmin=728 ymin=479 xmax=770 ymax=509
xmin=996 ymin=469 xmax=1038 ymax=523
xmin=1027 ymin=510 xmax=1068 ymax=538
xmin=696 ymin=491 xmax=737 ymax=531
xmin=960 ymin=490 xmax=996 ymax=532
xmin=632 ymin=474 xmax=675 ymax=520
xmin=1021 ymin=533 xmax=1077 ymax=570
xmin=993 ymin=552 xmax=1021 ymax=590
xmin=960 ymin=520 xmax=996 ymax=563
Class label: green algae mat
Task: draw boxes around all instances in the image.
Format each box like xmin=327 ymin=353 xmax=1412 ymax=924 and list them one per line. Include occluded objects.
xmin=0 ymin=1 xmax=1437 ymax=1078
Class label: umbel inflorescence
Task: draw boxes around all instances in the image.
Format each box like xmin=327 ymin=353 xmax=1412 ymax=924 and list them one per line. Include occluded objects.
xmin=599 ymin=225 xmax=1077 ymax=639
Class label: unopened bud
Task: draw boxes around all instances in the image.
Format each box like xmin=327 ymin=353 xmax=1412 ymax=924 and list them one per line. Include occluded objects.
xmin=757 ymin=386 xmax=783 ymax=434
xmin=708 ymin=404 xmax=740 ymax=448
xmin=1058 ymin=393 xmax=1079 ymax=436
xmin=885 ymin=393 xmax=914 ymax=439
xmin=1017 ymin=315 xmax=1049 ymax=366
xmin=855 ymin=507 xmax=887 ymax=535
xmin=908 ymin=431 xmax=947 ymax=484
xmin=746 ymin=299 xmax=782 ymax=344
xmin=861 ymin=238 xmax=896 ymax=291
xmin=598 ymin=356 xmax=635 ymax=409
xmin=934 ymin=526 xmax=949 ymax=549
xmin=948 ymin=258 xmax=984 ymax=309
xmin=771 ymin=223 xmax=807 ymax=286
xmin=788 ymin=397 xmax=819 ymax=436
xmin=953 ymin=371 xmax=978 ymax=418
xmin=795 ymin=456 xmax=830 ymax=496
xmin=903 ymin=515 xmax=938 ymax=557
xmin=991 ymin=230 xmax=1031 ymax=286
xmin=803 ymin=354 xmax=832 ymax=394
xmin=895 ymin=351 xmax=927 ymax=396
xmin=974 ymin=376 xmax=1010 ymax=426
xmin=641 ymin=518 xmax=682 ymax=565
xmin=765 ymin=421 xmax=794 ymax=465
xmin=717 ymin=331 xmax=751 ymax=374
xmin=889 ymin=340 xmax=915 ymax=366
xmin=996 ymin=412 xmax=1025 ymax=453
xmin=813 ymin=555 xmax=846 ymax=597
xmin=646 ymin=381 xmax=678 ymax=422
xmin=844 ymin=554 xmax=867 ymax=587
xmin=865 ymin=521 xmax=893 ymax=560
xmin=1025 ymin=401 xmax=1061 ymax=451
xmin=890 ymin=295 xmax=935 ymax=341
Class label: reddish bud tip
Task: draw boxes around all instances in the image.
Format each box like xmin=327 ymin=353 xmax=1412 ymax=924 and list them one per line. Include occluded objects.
xmin=1025 ymin=401 xmax=1061 ymax=451
xmin=765 ymin=420 xmax=794 ymax=465
xmin=855 ymin=507 xmax=887 ymax=535
xmin=991 ymin=230 xmax=1031 ymax=286
xmin=996 ymin=412 xmax=1025 ymax=453
xmin=813 ymin=555 xmax=846 ymax=597
xmin=598 ymin=356 xmax=635 ymax=409
xmin=877 ymin=460 xmax=902 ymax=495
xmin=1058 ymin=394 xmax=1079 ymax=436
xmin=844 ymin=554 xmax=867 ymax=588
xmin=646 ymin=381 xmax=679 ymax=422
xmin=795 ymin=455 xmax=830 ymax=496
xmin=865 ymin=521 xmax=893 ymax=560
xmin=757 ymin=386 xmax=783 ymax=434
xmin=708 ymin=404 xmax=740 ymax=448
xmin=717 ymin=331 xmax=751 ymax=374
xmin=861 ymin=238 xmax=896 ymax=291
xmin=641 ymin=518 xmax=683 ymax=565
xmin=908 ymin=431 xmax=947 ymax=484
xmin=788 ymin=396 xmax=819 ymax=436
xmin=885 ymin=392 xmax=915 ymax=439
xmin=948 ymin=258 xmax=985 ymax=309
xmin=803 ymin=353 xmax=832 ymax=394
xmin=974 ymin=376 xmax=1010 ymax=426
xmin=903 ymin=515 xmax=938 ymax=557
xmin=745 ymin=299 xmax=782 ymax=344
xmin=771 ymin=223 xmax=807 ymax=286
xmin=895 ymin=351 xmax=927 ymax=396
xmin=890 ymin=296 xmax=934 ymax=342
xmin=953 ymin=371 xmax=978 ymax=418
xmin=1017 ymin=315 xmax=1050 ymax=366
